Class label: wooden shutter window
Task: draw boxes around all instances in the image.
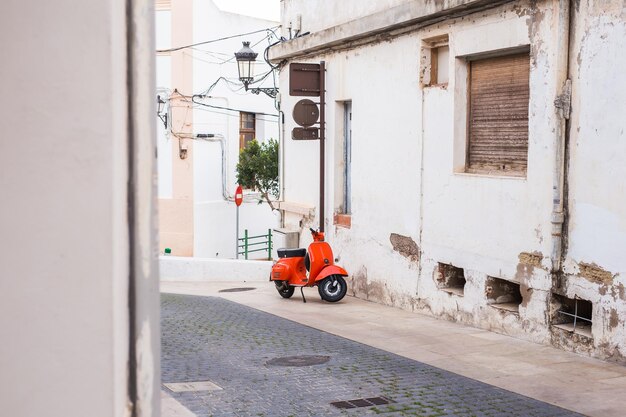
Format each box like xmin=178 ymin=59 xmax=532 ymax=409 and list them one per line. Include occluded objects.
xmin=467 ymin=53 xmax=530 ymax=175
xmin=239 ymin=112 xmax=255 ymax=149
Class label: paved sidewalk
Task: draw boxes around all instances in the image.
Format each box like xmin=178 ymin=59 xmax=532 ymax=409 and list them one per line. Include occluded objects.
xmin=161 ymin=282 xmax=626 ymax=417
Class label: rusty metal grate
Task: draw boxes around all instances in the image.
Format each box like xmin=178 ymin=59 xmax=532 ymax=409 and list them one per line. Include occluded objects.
xmin=218 ymin=287 xmax=256 ymax=293
xmin=331 ymin=396 xmax=395 ymax=409
xmin=266 ymin=355 xmax=330 ymax=367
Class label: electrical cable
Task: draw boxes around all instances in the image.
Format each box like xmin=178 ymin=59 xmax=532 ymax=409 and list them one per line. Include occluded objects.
xmin=156 ymin=26 xmax=280 ymax=53
xmin=191 ymin=95 xmax=279 ymax=118
xmin=201 ymin=32 xmax=274 ymax=65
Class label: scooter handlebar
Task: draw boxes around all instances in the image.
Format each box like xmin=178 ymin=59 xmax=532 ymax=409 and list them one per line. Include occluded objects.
xmin=309 ymin=228 xmax=316 ymax=234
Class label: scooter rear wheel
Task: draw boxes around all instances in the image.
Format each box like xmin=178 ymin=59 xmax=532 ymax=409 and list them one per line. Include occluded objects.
xmin=318 ymin=275 xmax=347 ymax=302
xmin=275 ymin=281 xmax=295 ymax=298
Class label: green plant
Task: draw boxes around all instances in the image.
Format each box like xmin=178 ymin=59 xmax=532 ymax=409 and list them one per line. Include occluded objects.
xmin=236 ymin=139 xmax=279 ymax=209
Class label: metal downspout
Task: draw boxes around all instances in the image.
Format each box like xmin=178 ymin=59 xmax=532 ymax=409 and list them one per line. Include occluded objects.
xmin=417 ymin=80 xmax=426 ymax=299
xmin=279 ymin=109 xmax=286 ymax=227
xmin=195 ymin=134 xmax=232 ymax=201
xmin=551 ymin=0 xmax=573 ymax=273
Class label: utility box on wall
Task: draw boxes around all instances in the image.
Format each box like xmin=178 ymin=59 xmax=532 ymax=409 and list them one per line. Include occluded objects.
xmin=272 ymin=228 xmax=300 ymax=259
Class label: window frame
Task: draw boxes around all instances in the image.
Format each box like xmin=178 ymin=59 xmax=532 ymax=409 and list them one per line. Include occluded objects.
xmin=420 ymin=35 xmax=449 ymax=88
xmin=239 ymin=112 xmax=256 ymax=150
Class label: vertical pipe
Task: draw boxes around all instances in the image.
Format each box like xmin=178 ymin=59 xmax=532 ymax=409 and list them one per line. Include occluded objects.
xmin=551 ymin=0 xmax=572 ymax=273
xmin=268 ymin=228 xmax=272 ymax=259
xmin=280 ymin=110 xmax=286 ymax=205
xmin=417 ymin=65 xmax=427 ymax=299
xmin=319 ymin=61 xmax=326 ymax=232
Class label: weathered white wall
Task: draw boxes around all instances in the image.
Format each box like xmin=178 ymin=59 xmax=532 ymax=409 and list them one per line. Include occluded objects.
xmin=273 ymin=0 xmax=626 ymax=362
xmin=417 ymin=3 xmax=561 ymax=342
xmin=0 ymin=0 xmax=159 ymax=415
xmin=561 ymin=1 xmax=626 ymax=360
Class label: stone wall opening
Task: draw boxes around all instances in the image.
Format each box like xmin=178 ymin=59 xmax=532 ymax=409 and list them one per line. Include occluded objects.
xmin=551 ymin=294 xmax=593 ymax=338
xmin=485 ymin=276 xmax=522 ymax=312
xmin=436 ymin=263 xmax=466 ymax=296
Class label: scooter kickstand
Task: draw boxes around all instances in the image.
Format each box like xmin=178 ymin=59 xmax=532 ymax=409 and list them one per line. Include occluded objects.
xmin=300 ymin=286 xmax=307 ymax=303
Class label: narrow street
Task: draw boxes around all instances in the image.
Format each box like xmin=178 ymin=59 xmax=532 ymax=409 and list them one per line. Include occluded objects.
xmin=161 ymin=293 xmax=583 ymax=417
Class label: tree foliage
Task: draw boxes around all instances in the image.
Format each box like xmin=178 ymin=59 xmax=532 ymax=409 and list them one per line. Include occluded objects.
xmin=236 ymin=139 xmax=279 ymax=209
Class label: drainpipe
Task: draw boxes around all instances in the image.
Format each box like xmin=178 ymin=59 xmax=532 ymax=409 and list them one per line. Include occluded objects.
xmin=551 ymin=0 xmax=572 ymax=273
xmin=279 ymin=109 xmax=286 ymax=201
xmin=194 ymin=132 xmax=266 ymax=205
xmin=196 ymin=133 xmax=232 ymax=201
xmin=417 ymin=75 xmax=426 ymax=298
xmin=279 ymin=109 xmax=286 ymax=228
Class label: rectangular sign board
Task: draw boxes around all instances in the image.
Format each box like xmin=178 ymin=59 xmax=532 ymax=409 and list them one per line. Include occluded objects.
xmin=289 ymin=63 xmax=321 ymax=97
xmin=292 ymin=127 xmax=319 ymax=140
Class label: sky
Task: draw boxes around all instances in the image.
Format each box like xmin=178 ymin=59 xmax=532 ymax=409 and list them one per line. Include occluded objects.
xmin=212 ymin=0 xmax=280 ymax=22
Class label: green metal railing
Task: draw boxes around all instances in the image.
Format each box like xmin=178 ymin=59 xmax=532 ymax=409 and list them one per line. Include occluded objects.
xmin=238 ymin=229 xmax=272 ymax=260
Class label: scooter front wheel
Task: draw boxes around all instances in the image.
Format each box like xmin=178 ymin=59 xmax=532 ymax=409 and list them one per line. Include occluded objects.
xmin=275 ymin=281 xmax=295 ymax=298
xmin=318 ymin=275 xmax=347 ymax=302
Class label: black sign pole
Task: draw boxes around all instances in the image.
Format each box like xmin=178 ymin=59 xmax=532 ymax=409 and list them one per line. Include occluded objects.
xmin=319 ymin=61 xmax=325 ymax=232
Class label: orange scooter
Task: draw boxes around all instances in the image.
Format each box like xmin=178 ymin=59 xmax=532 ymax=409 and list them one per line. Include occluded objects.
xmin=271 ymin=228 xmax=348 ymax=302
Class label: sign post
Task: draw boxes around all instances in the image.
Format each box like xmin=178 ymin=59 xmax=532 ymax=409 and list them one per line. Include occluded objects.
xmin=235 ymin=185 xmax=243 ymax=259
xmin=289 ymin=62 xmax=325 ymax=231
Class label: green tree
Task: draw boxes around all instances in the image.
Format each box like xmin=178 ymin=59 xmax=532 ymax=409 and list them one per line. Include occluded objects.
xmin=236 ymin=139 xmax=279 ymax=210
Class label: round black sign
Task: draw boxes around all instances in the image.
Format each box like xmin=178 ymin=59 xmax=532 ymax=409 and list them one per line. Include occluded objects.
xmin=293 ymin=99 xmax=319 ymax=127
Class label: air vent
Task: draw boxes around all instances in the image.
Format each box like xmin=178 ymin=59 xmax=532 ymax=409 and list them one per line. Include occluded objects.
xmin=551 ymin=294 xmax=593 ymax=338
xmin=436 ymin=263 xmax=466 ymax=296
xmin=486 ymin=276 xmax=522 ymax=312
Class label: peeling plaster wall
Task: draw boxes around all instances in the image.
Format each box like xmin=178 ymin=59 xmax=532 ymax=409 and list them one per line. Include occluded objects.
xmin=562 ymin=0 xmax=626 ymax=362
xmin=277 ymin=0 xmax=626 ymax=363
xmin=416 ymin=0 xmax=558 ymax=345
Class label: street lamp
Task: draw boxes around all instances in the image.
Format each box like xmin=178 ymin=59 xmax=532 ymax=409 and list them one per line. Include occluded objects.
xmin=234 ymin=41 xmax=278 ymax=99
xmin=156 ymin=95 xmax=168 ymax=129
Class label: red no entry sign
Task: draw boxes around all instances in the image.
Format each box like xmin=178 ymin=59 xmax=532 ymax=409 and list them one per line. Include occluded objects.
xmin=235 ymin=185 xmax=243 ymax=207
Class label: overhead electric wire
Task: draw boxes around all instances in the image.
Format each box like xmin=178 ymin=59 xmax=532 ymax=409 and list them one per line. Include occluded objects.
xmin=157 ymin=26 xmax=280 ymax=53
xmin=191 ymin=106 xmax=278 ymax=122
xmin=189 ymin=31 xmax=269 ymax=64
xmin=158 ymin=27 xmax=283 ymax=129
xmin=190 ymin=95 xmax=279 ymax=118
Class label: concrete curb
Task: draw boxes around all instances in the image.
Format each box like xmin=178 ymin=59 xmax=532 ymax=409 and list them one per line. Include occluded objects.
xmin=159 ymin=256 xmax=272 ymax=282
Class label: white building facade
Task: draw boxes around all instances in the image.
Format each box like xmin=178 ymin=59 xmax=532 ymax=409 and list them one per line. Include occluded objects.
xmin=270 ymin=0 xmax=626 ymax=362
xmin=156 ymin=0 xmax=280 ymax=258
xmin=1 ymin=1 xmax=160 ymax=416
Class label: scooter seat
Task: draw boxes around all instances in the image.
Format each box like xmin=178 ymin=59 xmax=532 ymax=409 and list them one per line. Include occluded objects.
xmin=277 ymin=248 xmax=307 ymax=258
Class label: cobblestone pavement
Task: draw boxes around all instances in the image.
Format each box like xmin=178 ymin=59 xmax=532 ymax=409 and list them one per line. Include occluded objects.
xmin=161 ymin=294 xmax=584 ymax=417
